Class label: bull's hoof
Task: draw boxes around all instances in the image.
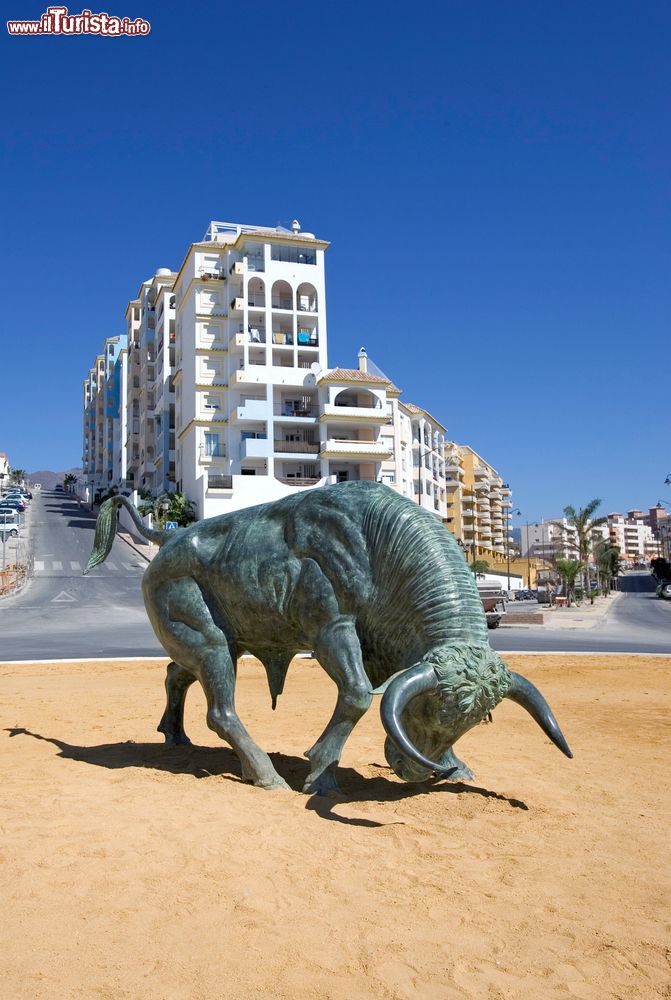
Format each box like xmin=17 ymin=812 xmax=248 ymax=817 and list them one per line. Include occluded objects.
xmin=303 ymin=762 xmax=340 ymax=796
xmin=437 ymin=748 xmax=474 ymax=782
xmin=159 ymin=730 xmax=191 ymax=747
xmin=254 ymin=775 xmax=292 ymax=791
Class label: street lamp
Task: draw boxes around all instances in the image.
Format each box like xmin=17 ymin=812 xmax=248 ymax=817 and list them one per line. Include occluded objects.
xmin=506 ymin=508 xmax=521 ymax=595
xmin=665 ymin=474 xmax=671 ymax=485
xmin=658 ymin=500 xmax=671 ymax=559
xmin=160 ymin=497 xmax=170 ymax=528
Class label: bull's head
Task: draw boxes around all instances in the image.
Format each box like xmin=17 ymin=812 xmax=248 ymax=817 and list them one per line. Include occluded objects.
xmin=379 ymin=643 xmax=572 ymax=782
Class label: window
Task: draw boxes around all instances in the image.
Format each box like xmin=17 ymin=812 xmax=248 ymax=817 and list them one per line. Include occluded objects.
xmin=241 ymin=468 xmax=256 ymax=476
xmin=271 ymin=245 xmax=316 ymax=265
xmin=204 ymin=433 xmax=219 ymax=457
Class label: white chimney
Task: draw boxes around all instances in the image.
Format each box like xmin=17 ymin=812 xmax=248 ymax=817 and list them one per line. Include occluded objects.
xmin=292 ymin=219 xmax=301 ymax=234
xmin=358 ymin=347 xmax=368 ymax=373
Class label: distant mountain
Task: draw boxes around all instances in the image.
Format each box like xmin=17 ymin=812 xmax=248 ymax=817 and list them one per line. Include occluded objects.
xmin=27 ymin=468 xmax=82 ymax=491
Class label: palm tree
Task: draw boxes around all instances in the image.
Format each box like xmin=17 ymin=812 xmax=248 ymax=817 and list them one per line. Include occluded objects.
xmin=555 ymin=559 xmax=582 ymax=606
xmin=551 ymin=499 xmax=608 ymax=596
xmin=594 ymin=538 xmax=621 ymax=595
xmin=63 ymin=473 xmax=77 ymax=491
xmin=139 ymin=491 xmax=196 ymax=528
xmin=10 ymin=468 xmax=26 ymax=485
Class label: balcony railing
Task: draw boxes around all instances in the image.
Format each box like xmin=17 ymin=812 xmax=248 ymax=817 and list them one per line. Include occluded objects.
xmin=208 ymin=474 xmax=233 ymax=490
xmin=276 ymin=476 xmax=320 ymax=486
xmin=275 ymin=405 xmax=318 ymax=418
xmin=273 ymin=440 xmax=320 ymax=454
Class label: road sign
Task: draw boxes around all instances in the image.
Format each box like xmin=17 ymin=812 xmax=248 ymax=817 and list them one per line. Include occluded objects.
xmin=165 ymin=521 xmax=178 ymax=530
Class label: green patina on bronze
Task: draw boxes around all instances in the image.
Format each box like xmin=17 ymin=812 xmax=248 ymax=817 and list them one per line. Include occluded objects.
xmin=84 ymin=481 xmax=572 ymax=794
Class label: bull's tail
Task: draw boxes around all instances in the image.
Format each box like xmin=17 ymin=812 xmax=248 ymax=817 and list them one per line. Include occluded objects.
xmin=83 ymin=496 xmax=168 ymax=575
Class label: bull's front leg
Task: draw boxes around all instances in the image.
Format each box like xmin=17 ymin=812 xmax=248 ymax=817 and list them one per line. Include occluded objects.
xmin=304 ymin=616 xmax=372 ymax=795
xmin=201 ymin=647 xmax=291 ymax=791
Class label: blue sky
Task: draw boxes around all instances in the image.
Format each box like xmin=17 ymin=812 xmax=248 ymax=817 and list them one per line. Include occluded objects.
xmin=1 ymin=0 xmax=669 ymax=521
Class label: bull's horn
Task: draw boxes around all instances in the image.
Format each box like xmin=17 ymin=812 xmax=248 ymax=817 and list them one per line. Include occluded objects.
xmin=380 ymin=662 xmax=453 ymax=776
xmin=506 ymin=672 xmax=573 ymax=759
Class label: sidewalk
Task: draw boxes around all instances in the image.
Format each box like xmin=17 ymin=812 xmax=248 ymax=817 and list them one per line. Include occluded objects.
xmin=504 ymin=593 xmax=621 ymax=630
xmin=117 ymin=529 xmax=157 ymax=564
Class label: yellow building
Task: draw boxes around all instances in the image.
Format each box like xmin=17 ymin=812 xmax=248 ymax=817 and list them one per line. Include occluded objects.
xmin=453 ymin=445 xmax=512 ymax=566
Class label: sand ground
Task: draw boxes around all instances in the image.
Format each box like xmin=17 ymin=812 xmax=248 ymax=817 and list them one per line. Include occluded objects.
xmin=1 ymin=654 xmax=669 ymax=999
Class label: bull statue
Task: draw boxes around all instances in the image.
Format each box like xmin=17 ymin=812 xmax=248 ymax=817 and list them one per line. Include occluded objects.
xmin=84 ymin=482 xmax=571 ymax=794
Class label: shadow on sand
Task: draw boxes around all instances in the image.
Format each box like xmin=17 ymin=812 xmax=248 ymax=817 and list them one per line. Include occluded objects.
xmin=5 ymin=727 xmax=528 ymax=826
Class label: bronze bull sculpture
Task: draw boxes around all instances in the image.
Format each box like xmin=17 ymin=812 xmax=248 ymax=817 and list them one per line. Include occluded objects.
xmin=85 ymin=482 xmax=571 ymax=793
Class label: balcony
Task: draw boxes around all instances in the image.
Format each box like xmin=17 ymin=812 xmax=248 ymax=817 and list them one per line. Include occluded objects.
xmin=320 ymin=439 xmax=392 ymax=459
xmin=240 ymin=437 xmax=272 ymax=460
xmin=200 ymin=445 xmax=227 ymax=461
xmin=276 ymin=476 xmax=320 ymax=487
xmin=274 ymin=440 xmax=320 ymax=454
xmin=231 ymin=399 xmax=268 ymax=423
xmin=320 ymin=403 xmax=386 ymax=423
xmin=275 ymin=401 xmax=318 ymax=419
xmin=208 ymin=474 xmax=233 ymax=490
xmin=200 ymin=404 xmax=226 ymax=422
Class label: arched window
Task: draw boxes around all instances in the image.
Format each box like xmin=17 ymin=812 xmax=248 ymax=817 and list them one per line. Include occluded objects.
xmin=333 ymin=388 xmax=381 ymax=409
xmin=271 ymin=280 xmax=293 ymax=311
xmin=247 ymin=277 xmax=265 ymax=309
xmin=296 ymin=282 xmax=317 ymax=312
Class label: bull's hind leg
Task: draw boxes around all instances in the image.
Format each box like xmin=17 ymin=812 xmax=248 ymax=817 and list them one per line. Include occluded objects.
xmin=304 ymin=616 xmax=372 ymax=795
xmin=157 ymin=661 xmax=196 ymax=746
xmin=151 ymin=578 xmax=290 ymax=791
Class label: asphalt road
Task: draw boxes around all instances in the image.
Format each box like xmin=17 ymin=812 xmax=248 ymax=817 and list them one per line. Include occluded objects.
xmin=0 ymin=493 xmax=669 ymax=660
xmin=491 ymin=570 xmax=671 ymax=654
xmin=0 ymin=490 xmax=162 ymax=660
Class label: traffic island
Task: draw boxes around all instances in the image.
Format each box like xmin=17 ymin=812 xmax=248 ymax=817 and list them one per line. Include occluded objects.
xmin=1 ymin=653 xmax=669 ymax=999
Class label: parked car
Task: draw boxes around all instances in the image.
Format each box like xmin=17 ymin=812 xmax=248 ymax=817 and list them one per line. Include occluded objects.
xmin=0 ymin=499 xmax=25 ymax=512
xmin=0 ymin=513 xmax=19 ymax=537
xmin=656 ymin=580 xmax=671 ymax=600
xmin=5 ymin=491 xmax=30 ymax=503
xmin=476 ymin=585 xmax=507 ymax=629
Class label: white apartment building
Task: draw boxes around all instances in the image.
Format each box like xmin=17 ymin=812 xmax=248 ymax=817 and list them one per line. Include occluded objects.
xmin=82 ymin=335 xmax=127 ymax=501
xmin=0 ymin=452 xmax=11 ymax=490
xmin=608 ymin=512 xmax=660 ymax=564
xmin=125 ymin=269 xmax=177 ymax=495
xmin=82 ymin=217 xmax=514 ymax=533
xmin=520 ymin=519 xmax=578 ymax=561
xmin=172 ymin=220 xmax=331 ymax=516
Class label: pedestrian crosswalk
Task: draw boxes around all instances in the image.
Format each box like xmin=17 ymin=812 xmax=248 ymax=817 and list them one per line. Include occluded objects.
xmin=33 ymin=559 xmax=146 ymax=575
